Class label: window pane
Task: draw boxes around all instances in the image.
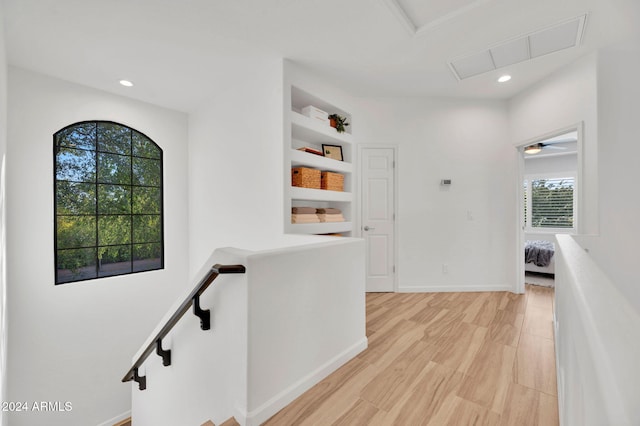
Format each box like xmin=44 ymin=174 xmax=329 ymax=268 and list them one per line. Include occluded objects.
xmin=133 ymin=215 xmax=161 ymax=243
xmin=56 ymin=147 xmax=96 ymax=183
xmin=57 ymin=216 xmax=96 ymax=249
xmin=55 ymin=122 xmax=96 ymax=150
xmin=98 ymin=184 xmax=131 ymax=214
xmin=132 ymin=186 xmax=160 ymax=214
xmin=98 ymin=153 xmax=131 ymax=184
xmin=56 ymin=182 xmax=96 ymax=215
xmin=133 ymin=243 xmax=162 ymax=272
xmin=54 ymin=121 xmax=163 ymax=284
xmin=132 ymin=157 xmax=161 ymax=187
xmin=98 ymin=215 xmax=131 ymax=246
xmin=98 ymin=122 xmax=131 ymax=155
xmin=531 ymin=178 xmax=574 ymax=228
xmin=56 ymin=248 xmax=97 ymax=283
xmin=98 ymin=245 xmax=132 ymax=277
xmin=132 ymin=132 xmax=161 ymax=159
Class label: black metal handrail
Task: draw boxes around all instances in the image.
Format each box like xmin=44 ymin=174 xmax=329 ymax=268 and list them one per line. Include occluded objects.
xmin=122 ymin=263 xmax=246 ymax=390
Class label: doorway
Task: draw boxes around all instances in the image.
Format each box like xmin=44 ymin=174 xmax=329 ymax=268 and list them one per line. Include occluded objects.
xmin=359 ymin=146 xmax=397 ymax=292
xmin=515 ymin=124 xmax=583 ymax=293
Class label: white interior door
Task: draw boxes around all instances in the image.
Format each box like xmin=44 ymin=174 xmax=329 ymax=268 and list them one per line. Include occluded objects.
xmin=361 ymin=147 xmax=396 ymax=292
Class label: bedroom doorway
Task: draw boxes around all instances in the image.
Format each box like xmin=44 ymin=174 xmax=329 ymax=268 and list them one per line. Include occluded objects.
xmin=515 ymin=124 xmax=583 ymax=293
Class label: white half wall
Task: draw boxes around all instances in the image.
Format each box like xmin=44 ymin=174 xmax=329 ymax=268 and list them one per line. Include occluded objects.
xmin=555 ymin=235 xmax=640 ymax=425
xmin=509 ymin=54 xmax=598 ymax=235
xmin=6 ymin=68 xmax=190 ymax=426
xmin=132 ymin=238 xmax=366 ymax=426
xmin=187 ymin=57 xmax=284 ymax=277
xmin=356 ymin=97 xmax=515 ymax=292
xmin=245 ymin=238 xmax=367 ymax=424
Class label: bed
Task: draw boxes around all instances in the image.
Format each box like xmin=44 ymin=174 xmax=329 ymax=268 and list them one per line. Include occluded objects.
xmin=525 ymin=240 xmax=555 ymax=275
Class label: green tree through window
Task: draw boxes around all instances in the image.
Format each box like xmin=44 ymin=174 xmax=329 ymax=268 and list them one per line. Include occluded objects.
xmin=524 ymin=177 xmax=574 ymax=230
xmin=54 ymin=121 xmax=163 ymax=284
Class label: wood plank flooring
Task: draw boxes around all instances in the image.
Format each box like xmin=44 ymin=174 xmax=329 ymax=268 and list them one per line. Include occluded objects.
xmin=264 ymin=285 xmax=558 ymax=426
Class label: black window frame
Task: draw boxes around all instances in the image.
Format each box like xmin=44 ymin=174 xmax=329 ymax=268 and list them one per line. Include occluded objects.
xmin=54 ymin=120 xmax=164 ymax=285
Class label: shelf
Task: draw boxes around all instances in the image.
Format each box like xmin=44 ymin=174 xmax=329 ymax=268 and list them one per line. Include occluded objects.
xmin=286 ymin=83 xmax=354 ymax=237
xmin=287 ymin=222 xmax=353 ymax=234
xmin=290 ymin=186 xmax=353 ymax=202
xmin=291 ymin=112 xmax=353 ymax=146
xmin=291 ymin=86 xmax=352 ymax=131
xmin=290 ymin=149 xmax=353 ymax=173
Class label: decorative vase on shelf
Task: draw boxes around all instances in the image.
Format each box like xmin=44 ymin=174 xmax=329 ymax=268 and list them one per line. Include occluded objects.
xmin=328 ymin=114 xmax=349 ymax=133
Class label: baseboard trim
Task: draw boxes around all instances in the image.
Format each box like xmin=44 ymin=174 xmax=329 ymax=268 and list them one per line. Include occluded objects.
xmin=243 ymin=337 xmax=368 ymax=426
xmin=398 ymin=284 xmax=514 ymax=293
xmin=96 ymin=410 xmax=131 ymax=426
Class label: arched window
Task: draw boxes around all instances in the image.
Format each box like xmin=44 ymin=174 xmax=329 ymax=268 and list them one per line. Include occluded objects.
xmin=54 ymin=121 xmax=163 ymax=284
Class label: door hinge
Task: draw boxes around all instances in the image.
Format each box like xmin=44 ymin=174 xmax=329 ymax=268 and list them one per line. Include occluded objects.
xmin=392 ymin=160 xmax=395 ymax=168
xmin=393 ymin=213 xmax=395 ymax=221
xmin=393 ymin=265 xmax=396 ymax=273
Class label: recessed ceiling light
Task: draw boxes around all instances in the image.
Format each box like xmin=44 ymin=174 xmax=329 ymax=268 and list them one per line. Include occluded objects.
xmin=119 ymin=80 xmax=134 ymax=87
xmin=498 ymin=75 xmax=512 ymax=83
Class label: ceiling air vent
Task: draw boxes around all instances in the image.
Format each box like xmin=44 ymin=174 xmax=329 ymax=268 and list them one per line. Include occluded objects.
xmin=449 ymin=14 xmax=587 ymax=80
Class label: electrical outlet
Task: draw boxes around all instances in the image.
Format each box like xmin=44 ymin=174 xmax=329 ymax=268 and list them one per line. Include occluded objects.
xmin=442 ymin=263 xmax=448 ymax=274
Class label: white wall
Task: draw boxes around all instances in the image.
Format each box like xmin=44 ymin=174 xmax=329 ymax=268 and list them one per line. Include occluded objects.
xmin=133 ymin=238 xmax=366 ymax=426
xmin=590 ymin=47 xmax=640 ymax=313
xmin=356 ymin=97 xmax=516 ymax=291
xmin=524 ymin=153 xmax=577 ymax=176
xmin=511 ymin=46 xmax=640 ymax=423
xmin=6 ymin=68 xmax=190 ymax=426
xmin=509 ymin=54 xmax=598 ymax=235
xmin=0 ymin=5 xmax=8 ymax=426
xmin=132 ymin=247 xmax=249 ymax=426
xmin=187 ymin=57 xmax=284 ymax=276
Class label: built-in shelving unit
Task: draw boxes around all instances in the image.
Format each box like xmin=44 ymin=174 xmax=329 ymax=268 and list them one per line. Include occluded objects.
xmin=285 ymin=85 xmax=355 ymax=236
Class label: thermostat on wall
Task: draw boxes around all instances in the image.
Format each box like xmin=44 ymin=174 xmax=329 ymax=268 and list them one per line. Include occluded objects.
xmin=440 ymin=179 xmax=452 ymax=185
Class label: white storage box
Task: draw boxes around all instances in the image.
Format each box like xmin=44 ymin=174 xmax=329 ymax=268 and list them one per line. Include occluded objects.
xmin=301 ymin=105 xmax=329 ymax=123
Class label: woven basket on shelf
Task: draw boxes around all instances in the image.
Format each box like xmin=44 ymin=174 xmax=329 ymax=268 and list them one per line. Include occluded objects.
xmin=321 ymin=171 xmax=344 ymax=191
xmin=291 ymin=167 xmax=321 ymax=189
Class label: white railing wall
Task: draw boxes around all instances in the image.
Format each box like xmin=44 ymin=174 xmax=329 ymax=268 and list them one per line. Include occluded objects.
xmin=131 ymin=237 xmax=366 ymax=426
xmin=554 ymin=235 xmax=640 ymax=426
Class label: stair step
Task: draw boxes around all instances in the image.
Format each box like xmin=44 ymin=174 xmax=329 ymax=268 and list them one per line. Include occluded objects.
xmin=201 ymin=418 xmax=239 ymax=426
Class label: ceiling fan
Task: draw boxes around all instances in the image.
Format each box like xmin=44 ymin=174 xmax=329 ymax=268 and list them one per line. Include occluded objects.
xmin=524 ymin=132 xmax=576 ymax=155
xmin=523 ymin=142 xmax=567 ymax=154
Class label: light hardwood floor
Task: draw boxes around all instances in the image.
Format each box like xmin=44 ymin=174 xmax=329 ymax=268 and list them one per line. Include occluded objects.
xmin=264 ymin=285 xmax=558 ymax=425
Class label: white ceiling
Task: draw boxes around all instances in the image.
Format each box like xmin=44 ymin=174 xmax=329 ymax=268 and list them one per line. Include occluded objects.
xmin=2 ymin=0 xmax=639 ymax=112
xmin=449 ymin=15 xmax=586 ymax=80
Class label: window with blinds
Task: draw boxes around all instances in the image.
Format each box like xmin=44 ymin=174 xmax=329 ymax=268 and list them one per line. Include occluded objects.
xmin=524 ymin=176 xmax=575 ymax=230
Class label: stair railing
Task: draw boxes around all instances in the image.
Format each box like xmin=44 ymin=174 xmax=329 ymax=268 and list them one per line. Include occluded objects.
xmin=122 ymin=264 xmax=246 ymax=390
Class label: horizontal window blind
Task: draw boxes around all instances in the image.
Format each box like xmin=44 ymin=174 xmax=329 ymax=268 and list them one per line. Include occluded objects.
xmin=529 ymin=178 xmax=574 ymax=228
